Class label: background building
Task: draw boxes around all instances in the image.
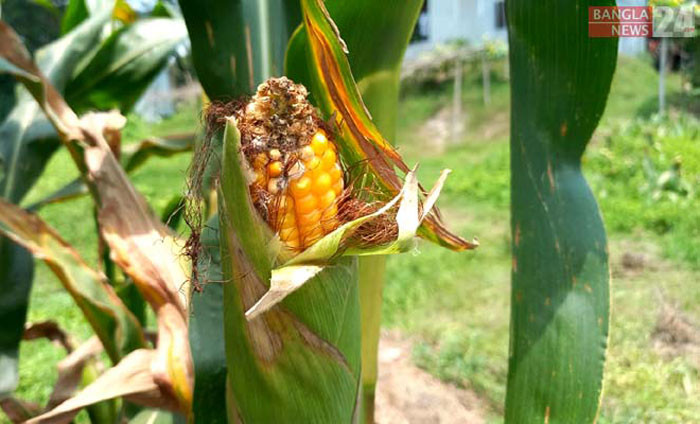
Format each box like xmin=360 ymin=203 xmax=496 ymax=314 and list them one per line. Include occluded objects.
xmin=407 ymin=0 xmax=647 ymax=58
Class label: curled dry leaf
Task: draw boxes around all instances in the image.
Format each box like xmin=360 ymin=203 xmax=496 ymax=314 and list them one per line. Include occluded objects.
xmin=23 ymin=321 xmax=74 ymax=353
xmin=0 ymin=199 xmax=145 ymax=361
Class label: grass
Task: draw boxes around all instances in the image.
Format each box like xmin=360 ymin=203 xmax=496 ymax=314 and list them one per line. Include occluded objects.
xmin=5 ymin=56 xmax=699 ymax=423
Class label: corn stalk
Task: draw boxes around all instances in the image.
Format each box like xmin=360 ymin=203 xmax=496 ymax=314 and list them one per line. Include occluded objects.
xmin=505 ymin=0 xmax=617 ymax=422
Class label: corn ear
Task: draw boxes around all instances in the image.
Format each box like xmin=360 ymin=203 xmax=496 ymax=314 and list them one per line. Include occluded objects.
xmin=217 ymin=117 xmax=362 ymax=422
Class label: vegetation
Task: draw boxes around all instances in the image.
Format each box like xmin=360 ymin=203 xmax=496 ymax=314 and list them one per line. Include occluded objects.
xmin=9 ymin=54 xmax=697 ymax=423
xmin=1 ymin=0 xmax=697 ymax=422
xmin=386 ymin=55 xmax=699 ymax=422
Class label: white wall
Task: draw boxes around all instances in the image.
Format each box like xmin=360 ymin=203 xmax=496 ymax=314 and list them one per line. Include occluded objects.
xmin=617 ymin=0 xmax=648 ymax=56
xmin=430 ymin=0 xmax=507 ymax=44
xmin=406 ymin=0 xmax=507 ymax=58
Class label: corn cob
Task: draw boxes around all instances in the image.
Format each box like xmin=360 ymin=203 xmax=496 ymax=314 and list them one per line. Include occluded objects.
xmin=250 ymin=130 xmax=344 ymax=250
xmin=238 ymin=78 xmax=345 ymax=251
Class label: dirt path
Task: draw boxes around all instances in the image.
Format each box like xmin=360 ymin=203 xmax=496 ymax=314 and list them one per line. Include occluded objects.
xmin=374 ymin=332 xmax=487 ymax=424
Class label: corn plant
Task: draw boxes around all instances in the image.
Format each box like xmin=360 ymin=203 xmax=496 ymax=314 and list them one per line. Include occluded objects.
xmin=181 ymin=0 xmax=475 ymax=422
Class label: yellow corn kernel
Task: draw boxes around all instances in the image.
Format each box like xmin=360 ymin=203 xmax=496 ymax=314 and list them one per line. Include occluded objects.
xmin=311 ymin=132 xmax=328 ymax=155
xmin=290 ymin=175 xmax=312 ymax=197
xmin=312 ymin=173 xmax=332 ymax=195
xmin=267 ymin=161 xmax=283 ymax=177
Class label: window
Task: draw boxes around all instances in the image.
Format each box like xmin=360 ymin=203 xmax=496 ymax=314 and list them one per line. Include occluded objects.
xmin=411 ymin=1 xmax=429 ymax=42
xmin=495 ymin=1 xmax=506 ymax=29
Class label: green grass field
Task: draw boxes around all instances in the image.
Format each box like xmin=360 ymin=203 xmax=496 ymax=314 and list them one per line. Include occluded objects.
xmin=8 ymin=56 xmax=699 ymax=423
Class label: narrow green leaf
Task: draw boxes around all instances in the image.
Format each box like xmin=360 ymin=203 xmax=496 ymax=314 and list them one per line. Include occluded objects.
xmin=188 ymin=219 xmax=227 ymax=424
xmin=123 ymin=134 xmax=194 ymax=173
xmin=0 ymin=240 xmax=33 ymax=396
xmin=0 ymin=199 xmax=147 ymax=363
xmin=61 ymin=0 xmax=110 ymax=34
xmin=65 ymin=18 xmax=188 ymax=113
xmin=26 ymin=178 xmax=88 ymax=211
xmin=178 ymin=0 xmax=300 ymax=99
xmin=26 ymin=134 xmax=195 ymax=211
xmin=505 ymin=1 xmax=617 ymax=422
xmin=0 ymin=11 xmax=109 ymax=203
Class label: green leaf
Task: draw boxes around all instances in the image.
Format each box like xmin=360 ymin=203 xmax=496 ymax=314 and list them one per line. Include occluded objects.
xmin=0 ymin=240 xmax=33 ymax=396
xmin=0 ymin=11 xmax=109 ymax=204
xmin=26 ymin=178 xmax=88 ymax=211
xmin=188 ymin=218 xmax=227 ymax=424
xmin=26 ymin=134 xmax=194 ymax=211
xmin=65 ymin=18 xmax=188 ymax=113
xmin=0 ymin=199 xmax=147 ymax=363
xmin=29 ymin=0 xmax=61 ymax=17
xmin=61 ymin=0 xmax=111 ymax=34
xmin=217 ymin=117 xmax=361 ymax=422
xmin=505 ymin=1 xmax=617 ymax=422
xmin=178 ymin=0 xmax=300 ymax=99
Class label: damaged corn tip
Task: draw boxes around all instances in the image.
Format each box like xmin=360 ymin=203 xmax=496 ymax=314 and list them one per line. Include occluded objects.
xmin=238 ymin=77 xmax=345 ymax=252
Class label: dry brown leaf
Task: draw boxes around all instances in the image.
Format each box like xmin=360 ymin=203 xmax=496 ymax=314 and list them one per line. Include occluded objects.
xmin=0 ymin=397 xmax=43 ymax=423
xmin=23 ymin=321 xmax=74 ymax=353
xmin=1 ymin=21 xmax=193 ymax=418
xmin=27 ymin=349 xmax=179 ymax=424
xmin=47 ymin=337 xmax=103 ymax=410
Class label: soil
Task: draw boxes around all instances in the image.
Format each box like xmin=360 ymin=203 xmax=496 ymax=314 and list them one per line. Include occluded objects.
xmin=374 ymin=332 xmax=487 ymax=424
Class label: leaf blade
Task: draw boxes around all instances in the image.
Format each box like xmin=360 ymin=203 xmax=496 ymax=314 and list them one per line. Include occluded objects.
xmin=505 ymin=0 xmax=617 ymax=422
